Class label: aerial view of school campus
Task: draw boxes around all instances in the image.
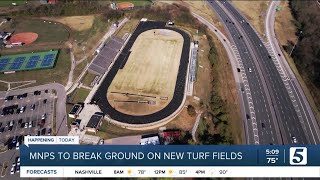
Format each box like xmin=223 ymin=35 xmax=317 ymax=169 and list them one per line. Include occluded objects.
xmin=0 ymin=0 xmax=319 ymax=178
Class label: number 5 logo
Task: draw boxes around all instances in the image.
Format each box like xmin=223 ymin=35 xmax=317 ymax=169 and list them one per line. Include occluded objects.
xmin=289 ymin=147 xmax=307 ymax=165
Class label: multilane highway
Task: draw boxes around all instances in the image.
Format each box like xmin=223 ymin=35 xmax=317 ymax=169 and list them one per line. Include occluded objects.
xmin=209 ymin=0 xmax=320 ymax=144
xmin=208 ymin=1 xmax=280 ymax=145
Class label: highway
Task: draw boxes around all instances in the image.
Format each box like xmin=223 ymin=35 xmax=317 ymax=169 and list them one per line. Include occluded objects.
xmin=208 ymin=1 xmax=281 ymax=145
xmin=208 ymin=0 xmax=320 ymax=144
xmin=265 ymin=1 xmax=320 ymax=144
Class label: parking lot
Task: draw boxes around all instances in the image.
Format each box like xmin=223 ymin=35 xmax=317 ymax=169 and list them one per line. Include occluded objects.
xmin=0 ymin=89 xmax=55 ymax=178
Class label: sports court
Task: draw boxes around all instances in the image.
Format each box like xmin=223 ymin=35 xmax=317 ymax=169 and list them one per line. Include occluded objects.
xmin=107 ymin=29 xmax=184 ymax=116
xmin=0 ymin=50 xmax=58 ymax=73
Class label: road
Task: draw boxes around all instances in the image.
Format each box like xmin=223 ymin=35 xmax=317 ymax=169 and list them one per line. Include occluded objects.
xmin=266 ymin=1 xmax=320 ymax=144
xmin=209 ymin=0 xmax=320 ymax=144
xmin=207 ymin=1 xmax=281 ymax=145
xmin=192 ymin=112 xmax=203 ymax=142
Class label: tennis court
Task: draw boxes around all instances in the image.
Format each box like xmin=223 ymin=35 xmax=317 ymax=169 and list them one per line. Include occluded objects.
xmin=0 ymin=50 xmax=59 ymax=73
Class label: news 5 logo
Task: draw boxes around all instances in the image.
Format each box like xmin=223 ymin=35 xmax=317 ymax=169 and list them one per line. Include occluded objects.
xmin=289 ymin=147 xmax=307 ymax=165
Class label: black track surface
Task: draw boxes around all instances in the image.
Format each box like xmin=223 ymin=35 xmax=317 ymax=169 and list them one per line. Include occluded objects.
xmin=92 ymin=21 xmax=191 ymax=124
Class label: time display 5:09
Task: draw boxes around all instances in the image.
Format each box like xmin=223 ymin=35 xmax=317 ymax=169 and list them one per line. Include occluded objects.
xmin=265 ymin=149 xmax=280 ymax=155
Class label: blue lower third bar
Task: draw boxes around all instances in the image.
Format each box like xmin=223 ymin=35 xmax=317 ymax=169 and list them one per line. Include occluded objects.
xmin=20 ymin=145 xmax=320 ymax=166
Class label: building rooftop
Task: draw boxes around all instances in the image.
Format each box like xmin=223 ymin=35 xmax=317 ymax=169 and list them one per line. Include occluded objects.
xmin=86 ymin=114 xmax=103 ymax=129
xmin=69 ymin=104 xmax=81 ymax=115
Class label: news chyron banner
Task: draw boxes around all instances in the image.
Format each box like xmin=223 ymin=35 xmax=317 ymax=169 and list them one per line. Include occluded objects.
xmin=20 ymin=136 xmax=319 ymax=178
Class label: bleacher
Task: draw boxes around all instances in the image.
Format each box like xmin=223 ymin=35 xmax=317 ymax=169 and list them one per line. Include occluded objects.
xmin=88 ymin=37 xmax=125 ymax=75
xmin=189 ymin=46 xmax=198 ymax=82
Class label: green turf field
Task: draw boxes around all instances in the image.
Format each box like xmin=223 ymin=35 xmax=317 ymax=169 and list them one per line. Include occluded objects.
xmin=0 ymin=50 xmax=58 ymax=73
xmin=116 ymin=0 xmax=151 ymax=6
xmin=0 ymin=0 xmax=26 ymax=7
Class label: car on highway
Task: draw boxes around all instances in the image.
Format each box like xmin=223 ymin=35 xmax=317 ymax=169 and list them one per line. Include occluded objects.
xmin=43 ymin=99 xmax=47 ymax=104
xmin=261 ymin=123 xmax=265 ymax=129
xmin=248 ymin=68 xmax=252 ymax=73
xmin=292 ymin=136 xmax=297 ymax=143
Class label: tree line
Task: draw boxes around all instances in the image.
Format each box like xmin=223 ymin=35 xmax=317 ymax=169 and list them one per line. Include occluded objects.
xmin=288 ymin=0 xmax=320 ymax=88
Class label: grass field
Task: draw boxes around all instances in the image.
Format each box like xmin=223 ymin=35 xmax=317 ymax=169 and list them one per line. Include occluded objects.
xmin=69 ymin=88 xmax=90 ymax=104
xmin=72 ymin=15 xmax=111 ymax=61
xmin=52 ymin=15 xmax=95 ymax=32
xmin=107 ymin=29 xmax=183 ymax=116
xmin=82 ymin=72 xmax=97 ymax=87
xmin=1 ymin=18 xmax=69 ymax=44
xmin=0 ymin=50 xmax=58 ymax=73
xmin=115 ymin=19 xmax=139 ymax=39
xmin=0 ymin=48 xmax=71 ymax=91
xmin=231 ymin=0 xmax=269 ymax=36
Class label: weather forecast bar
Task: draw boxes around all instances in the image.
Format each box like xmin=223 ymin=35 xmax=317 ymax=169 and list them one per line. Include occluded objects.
xmin=20 ymin=166 xmax=320 ymax=178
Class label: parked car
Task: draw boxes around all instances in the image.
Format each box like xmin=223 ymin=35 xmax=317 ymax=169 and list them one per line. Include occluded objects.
xmin=16 ymin=141 xmax=19 ymax=150
xmin=5 ymin=96 xmax=13 ymax=101
xmin=47 ymin=128 xmax=52 ymax=135
xmin=24 ymin=122 xmax=28 ymax=128
xmin=31 ymin=104 xmax=35 ymax=111
xmin=10 ymin=166 xmax=15 ymax=174
xmin=19 ymin=106 xmax=25 ymax=113
xmin=41 ymin=128 xmax=46 ymax=135
xmin=34 ymin=91 xmax=41 ymax=95
xmin=0 ymin=127 xmax=5 ymax=134
xmin=16 ymin=165 xmax=20 ymax=173
xmin=17 ymin=157 xmax=20 ymax=166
